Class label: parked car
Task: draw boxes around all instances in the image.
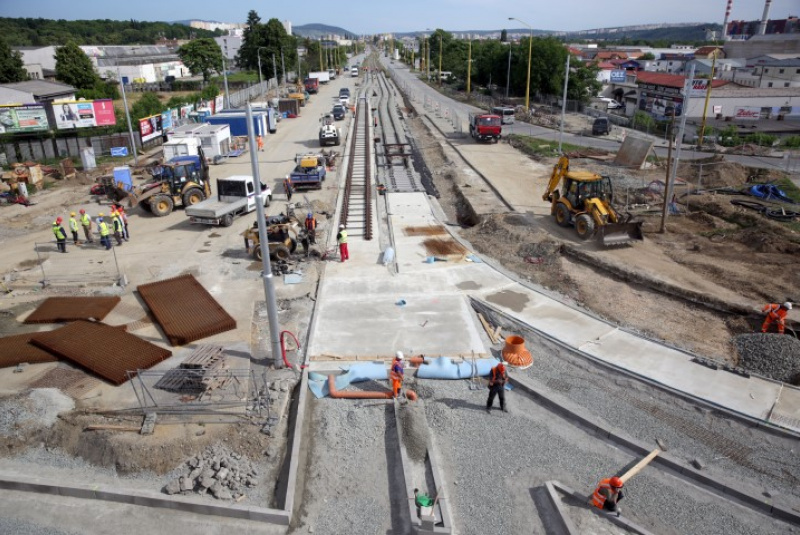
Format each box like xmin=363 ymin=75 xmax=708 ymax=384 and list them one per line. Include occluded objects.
xmin=599 ymin=97 xmax=623 ymax=110
xmin=332 ymin=104 xmax=346 ymax=121
xmin=592 ymin=118 xmax=610 ymax=136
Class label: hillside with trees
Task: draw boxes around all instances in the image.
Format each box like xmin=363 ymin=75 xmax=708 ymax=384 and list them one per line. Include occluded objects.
xmin=0 ymin=17 xmax=222 ymax=46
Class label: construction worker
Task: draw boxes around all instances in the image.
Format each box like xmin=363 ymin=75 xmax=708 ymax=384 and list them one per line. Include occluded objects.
xmin=79 ymin=209 xmax=93 ymax=243
xmin=284 ymin=178 xmax=293 ymax=201
xmin=337 ymin=224 xmax=348 ymax=262
xmin=68 ymin=212 xmax=80 ymax=245
xmin=486 ymin=360 xmax=508 ymax=413
xmin=97 ymin=213 xmax=111 ymax=250
xmin=305 ymin=212 xmax=317 ymax=244
xmin=113 ymin=204 xmax=130 ymax=241
xmin=592 ymin=476 xmax=625 ymax=514
xmin=762 ymin=302 xmax=793 ymax=335
xmin=52 ymin=217 xmax=67 ymax=253
xmin=257 ymin=135 xmax=264 ymax=152
xmin=110 ymin=210 xmax=124 ymax=246
xmin=390 ymin=351 xmax=405 ymax=398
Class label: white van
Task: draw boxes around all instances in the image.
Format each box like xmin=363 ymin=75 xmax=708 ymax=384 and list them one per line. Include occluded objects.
xmin=492 ymin=106 xmax=516 ymax=125
xmin=351 ymin=66 xmax=359 ymax=77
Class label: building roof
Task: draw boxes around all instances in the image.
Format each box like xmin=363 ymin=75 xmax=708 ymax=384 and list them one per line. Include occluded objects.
xmin=635 ymin=71 xmax=729 ymax=89
xmin=597 ymin=62 xmax=617 ymax=70
xmin=1 ymin=80 xmax=75 ymax=98
xmin=690 ymin=58 xmax=746 ymax=68
xmin=596 ymin=51 xmax=629 ymax=60
xmin=695 ymin=46 xmax=723 ymax=56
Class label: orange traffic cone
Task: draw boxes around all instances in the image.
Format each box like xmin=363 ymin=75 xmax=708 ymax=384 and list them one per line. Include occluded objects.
xmin=501 ymin=335 xmax=533 ymax=369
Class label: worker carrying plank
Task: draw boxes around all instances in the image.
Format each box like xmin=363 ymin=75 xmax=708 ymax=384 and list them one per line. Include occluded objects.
xmin=591 ymin=449 xmax=660 ymax=516
xmin=762 ymin=302 xmax=792 ymax=334
xmin=390 ymin=351 xmax=405 ymax=398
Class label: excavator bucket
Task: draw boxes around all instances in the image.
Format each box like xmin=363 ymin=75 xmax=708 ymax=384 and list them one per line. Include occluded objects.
xmin=598 ymin=221 xmax=644 ymax=246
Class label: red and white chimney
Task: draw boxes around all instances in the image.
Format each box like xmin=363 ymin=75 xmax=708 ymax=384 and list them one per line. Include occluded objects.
xmin=759 ymin=0 xmax=772 ymax=35
xmin=722 ymin=0 xmax=733 ymax=40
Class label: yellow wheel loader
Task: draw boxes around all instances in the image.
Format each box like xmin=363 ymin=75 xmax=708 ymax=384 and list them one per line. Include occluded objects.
xmin=242 ymin=218 xmax=302 ymax=262
xmin=543 ymin=156 xmax=643 ymax=245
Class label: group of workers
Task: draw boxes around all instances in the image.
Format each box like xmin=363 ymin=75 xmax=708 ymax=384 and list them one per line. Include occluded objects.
xmin=51 ymin=206 xmax=129 ymax=253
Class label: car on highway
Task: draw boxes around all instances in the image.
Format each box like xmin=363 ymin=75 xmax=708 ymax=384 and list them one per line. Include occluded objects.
xmin=332 ymin=104 xmax=346 ymax=121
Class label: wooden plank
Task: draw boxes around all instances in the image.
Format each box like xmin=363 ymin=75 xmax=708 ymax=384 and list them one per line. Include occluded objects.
xmin=619 ymin=449 xmax=660 ymax=484
xmin=477 ymin=313 xmax=499 ymax=344
xmin=85 ymin=424 xmax=140 ymax=432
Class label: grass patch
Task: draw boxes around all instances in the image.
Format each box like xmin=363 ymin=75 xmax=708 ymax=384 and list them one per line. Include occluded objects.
xmin=773 ymin=177 xmax=800 ymax=203
xmin=212 ymin=72 xmax=259 ymax=84
xmin=507 ymin=134 xmax=586 ymax=158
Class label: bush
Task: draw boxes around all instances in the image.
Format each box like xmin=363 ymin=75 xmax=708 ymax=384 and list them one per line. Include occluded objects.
xmin=782 ymin=135 xmax=800 ymax=149
xmin=746 ymin=132 xmax=778 ymax=147
xmin=718 ymin=125 xmax=741 ymax=147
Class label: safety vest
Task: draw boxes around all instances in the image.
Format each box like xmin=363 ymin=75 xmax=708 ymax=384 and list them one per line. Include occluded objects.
xmin=99 ymin=221 xmax=110 ymax=237
xmin=490 ymin=366 xmax=507 ymax=385
xmin=69 ymin=217 xmax=78 ymax=232
xmin=305 ymin=217 xmax=316 ymax=231
xmin=112 ymin=216 xmax=123 ymax=232
xmin=390 ymin=360 xmax=404 ymax=381
xmin=591 ymin=479 xmax=618 ymax=509
xmin=80 ymin=213 xmax=91 ymax=227
xmin=338 ymin=230 xmax=348 ymax=244
xmin=763 ymin=304 xmax=787 ymax=322
xmin=52 ymin=222 xmax=65 ymax=240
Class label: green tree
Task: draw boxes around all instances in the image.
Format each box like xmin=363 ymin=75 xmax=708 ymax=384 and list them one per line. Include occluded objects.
xmin=54 ymin=41 xmax=99 ymax=89
xmin=177 ymin=38 xmax=223 ymax=82
xmin=0 ymin=35 xmax=27 ymax=83
xmin=639 ymin=52 xmax=655 ymax=60
xmin=200 ymin=83 xmax=219 ymax=101
xmin=567 ymin=60 xmax=602 ymax=103
xmin=130 ymin=92 xmax=163 ymax=121
xmin=237 ymin=10 xmax=265 ymax=71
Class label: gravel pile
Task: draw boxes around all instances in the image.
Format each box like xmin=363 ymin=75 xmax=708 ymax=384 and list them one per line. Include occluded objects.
xmin=163 ymin=445 xmax=259 ymax=501
xmin=0 ymin=388 xmax=74 ymax=437
xmin=734 ymin=333 xmax=800 ymax=384
xmin=0 ymin=518 xmax=79 ymax=535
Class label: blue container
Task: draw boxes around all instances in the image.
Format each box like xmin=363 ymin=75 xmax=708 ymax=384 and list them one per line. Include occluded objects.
xmin=112 ymin=166 xmax=133 ymax=192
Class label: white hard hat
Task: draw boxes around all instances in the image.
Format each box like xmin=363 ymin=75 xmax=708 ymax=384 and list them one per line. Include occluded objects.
xmin=396 ymin=351 xmax=404 ymax=360
xmin=339 ymin=224 xmax=345 ymax=229
xmin=784 ymin=302 xmax=793 ymax=310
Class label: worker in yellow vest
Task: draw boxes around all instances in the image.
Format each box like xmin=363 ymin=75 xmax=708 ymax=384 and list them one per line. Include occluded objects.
xmin=68 ymin=212 xmax=80 ymax=245
xmin=97 ymin=213 xmax=111 ymax=250
xmin=52 ymin=217 xmax=67 ymax=253
xmin=110 ymin=210 xmax=124 ymax=246
xmin=79 ymin=209 xmax=93 ymax=243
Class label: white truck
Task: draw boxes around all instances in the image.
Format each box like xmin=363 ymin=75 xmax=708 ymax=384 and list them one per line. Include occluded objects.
xmin=319 ymin=115 xmax=341 ymax=147
xmin=163 ymin=137 xmax=201 ymax=161
xmin=309 ymin=71 xmax=331 ymax=84
xmin=185 ymin=175 xmax=272 ymax=227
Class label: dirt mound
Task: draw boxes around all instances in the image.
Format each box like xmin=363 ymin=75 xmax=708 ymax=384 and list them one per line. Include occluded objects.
xmin=677 ymin=158 xmax=749 ymax=189
xmin=734 ymin=333 xmax=800 ymax=384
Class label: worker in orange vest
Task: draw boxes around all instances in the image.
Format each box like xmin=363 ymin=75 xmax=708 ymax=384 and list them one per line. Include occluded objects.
xmin=486 ymin=361 xmax=508 ymax=413
xmin=257 ymin=135 xmax=264 ymax=152
xmin=390 ymin=351 xmax=405 ymax=398
xmin=305 ymin=212 xmax=317 ymax=244
xmin=762 ymin=302 xmax=792 ymax=334
xmin=592 ymin=476 xmax=625 ymax=515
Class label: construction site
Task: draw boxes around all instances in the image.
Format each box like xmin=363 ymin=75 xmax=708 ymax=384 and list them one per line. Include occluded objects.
xmin=0 ymin=49 xmax=799 ymax=535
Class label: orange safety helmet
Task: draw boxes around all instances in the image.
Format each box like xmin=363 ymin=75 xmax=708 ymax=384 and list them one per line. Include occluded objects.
xmin=609 ymin=477 xmax=624 ymax=489
xmin=55 ymin=217 xmax=62 ymax=223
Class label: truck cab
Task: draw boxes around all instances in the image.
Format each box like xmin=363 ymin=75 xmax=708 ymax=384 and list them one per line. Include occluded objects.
xmin=185 ymin=175 xmax=272 ymax=227
xmin=304 ymin=78 xmax=319 ymax=94
xmin=468 ymin=113 xmax=502 ymax=143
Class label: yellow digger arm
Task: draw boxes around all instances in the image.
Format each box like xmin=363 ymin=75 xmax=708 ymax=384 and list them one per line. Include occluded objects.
xmin=543 ymin=155 xmax=569 ymax=202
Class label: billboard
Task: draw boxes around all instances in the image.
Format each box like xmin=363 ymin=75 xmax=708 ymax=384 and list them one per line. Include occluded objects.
xmin=161 ymin=110 xmax=174 ymax=132
xmin=687 ymin=79 xmax=709 ymax=98
xmin=610 ymin=70 xmax=627 ymax=83
xmin=0 ymin=104 xmax=49 ymax=134
xmin=54 ymin=100 xmax=116 ymax=130
xmin=139 ymin=114 xmax=163 ymax=142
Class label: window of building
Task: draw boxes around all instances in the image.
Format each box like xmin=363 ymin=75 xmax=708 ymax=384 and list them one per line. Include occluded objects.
xmin=779 ymin=69 xmax=784 ymax=74
xmin=764 ymin=68 xmax=770 ymax=73
xmin=785 ymin=83 xmax=790 ymax=87
xmin=767 ymin=82 xmax=773 ymax=87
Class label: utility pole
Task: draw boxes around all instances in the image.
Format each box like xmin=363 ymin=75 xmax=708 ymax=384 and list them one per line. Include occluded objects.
xmin=438 ymin=33 xmax=443 ymax=86
xmin=257 ymin=49 xmax=263 ymax=88
xmin=319 ymin=39 xmax=323 ymax=71
xmin=280 ymin=48 xmax=286 ymax=85
xmin=558 ymin=53 xmax=570 ymax=153
xmin=505 ymin=45 xmax=512 ymax=100
xmin=297 ymin=48 xmax=303 ymax=81
xmin=698 ymin=49 xmax=718 ymax=147
xmin=659 ymin=110 xmax=676 ymax=233
xmin=246 ymin=102 xmax=282 ymax=368
xmin=272 ymin=53 xmax=278 ymax=87
xmin=222 ymin=56 xmax=230 ymax=109
xmin=660 ymin=64 xmax=695 ymax=232
xmin=117 ymin=67 xmax=138 ymax=166
xmin=466 ymin=39 xmax=472 ymax=95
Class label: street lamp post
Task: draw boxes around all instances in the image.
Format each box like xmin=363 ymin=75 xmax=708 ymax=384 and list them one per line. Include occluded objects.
xmin=116 ymin=67 xmax=138 ymax=166
xmin=505 ymin=44 xmax=512 ymax=99
xmin=438 ymin=33 xmax=443 ymax=87
xmin=466 ymin=38 xmax=472 ymax=95
xmin=558 ymin=53 xmax=570 ymax=153
xmin=257 ymin=47 xmax=269 ymax=89
xmin=509 ymin=17 xmax=533 ymax=111
xmin=221 ymin=56 xmax=231 ymax=109
xmin=280 ymin=48 xmax=286 ymax=85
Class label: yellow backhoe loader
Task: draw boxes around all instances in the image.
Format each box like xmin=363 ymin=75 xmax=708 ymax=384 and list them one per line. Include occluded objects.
xmin=542 ymin=155 xmax=643 ymax=245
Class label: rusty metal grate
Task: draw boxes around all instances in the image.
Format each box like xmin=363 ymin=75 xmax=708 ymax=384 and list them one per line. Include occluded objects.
xmin=404 ymin=225 xmax=447 ymax=237
xmin=137 ymin=274 xmax=236 ymax=346
xmin=422 ymin=238 xmax=467 ymax=256
xmin=30 ymin=320 xmax=172 ymax=385
xmin=24 ymin=296 xmax=121 ymax=324
xmin=0 ymin=332 xmax=59 ymax=368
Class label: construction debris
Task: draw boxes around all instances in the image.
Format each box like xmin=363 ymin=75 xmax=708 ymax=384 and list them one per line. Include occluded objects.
xmin=163 ymin=445 xmax=259 ymax=501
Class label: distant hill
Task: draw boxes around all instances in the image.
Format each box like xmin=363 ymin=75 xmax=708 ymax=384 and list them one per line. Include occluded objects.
xmin=293 ymin=23 xmax=357 ymax=39
xmin=395 ymin=23 xmax=720 ymax=44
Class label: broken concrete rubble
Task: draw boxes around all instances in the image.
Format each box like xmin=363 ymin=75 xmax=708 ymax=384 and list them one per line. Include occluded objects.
xmin=163 ymin=445 xmax=259 ymax=500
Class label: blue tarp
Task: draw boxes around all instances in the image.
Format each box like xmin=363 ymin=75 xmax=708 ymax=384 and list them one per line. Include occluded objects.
xmin=748 ymin=185 xmax=795 ymax=204
xmin=415 ymin=356 xmax=498 ymax=380
xmin=308 ymin=362 xmax=389 ymax=398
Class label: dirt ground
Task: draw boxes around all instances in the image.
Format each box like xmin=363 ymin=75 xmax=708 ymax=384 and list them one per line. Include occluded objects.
xmin=408 ymin=116 xmax=800 ymax=363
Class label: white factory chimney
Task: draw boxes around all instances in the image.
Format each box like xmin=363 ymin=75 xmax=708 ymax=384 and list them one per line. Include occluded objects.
xmin=722 ymin=0 xmax=733 ymax=40
xmin=759 ymin=0 xmax=772 ymax=35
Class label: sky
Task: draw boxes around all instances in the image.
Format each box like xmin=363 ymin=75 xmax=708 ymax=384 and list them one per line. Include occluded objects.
xmin=0 ymin=0 xmax=797 ymax=35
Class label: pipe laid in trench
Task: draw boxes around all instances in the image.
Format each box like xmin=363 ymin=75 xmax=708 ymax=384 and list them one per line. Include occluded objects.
xmin=327 ymin=375 xmax=417 ymax=401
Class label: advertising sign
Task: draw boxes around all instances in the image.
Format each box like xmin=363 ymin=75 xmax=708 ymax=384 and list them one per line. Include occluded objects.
xmin=161 ymin=110 xmax=174 ymax=132
xmin=0 ymin=104 xmax=49 ymax=134
xmin=110 ymin=147 xmax=129 ymax=157
xmin=687 ymin=79 xmax=709 ymax=98
xmin=139 ymin=114 xmax=163 ymax=142
xmin=610 ymin=70 xmax=627 ymax=83
xmin=734 ymin=106 xmax=760 ymax=120
xmin=54 ymin=99 xmax=116 ymax=130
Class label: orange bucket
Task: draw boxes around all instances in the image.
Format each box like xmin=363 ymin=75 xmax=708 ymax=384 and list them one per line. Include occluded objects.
xmin=501 ymin=335 xmax=533 ymax=369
